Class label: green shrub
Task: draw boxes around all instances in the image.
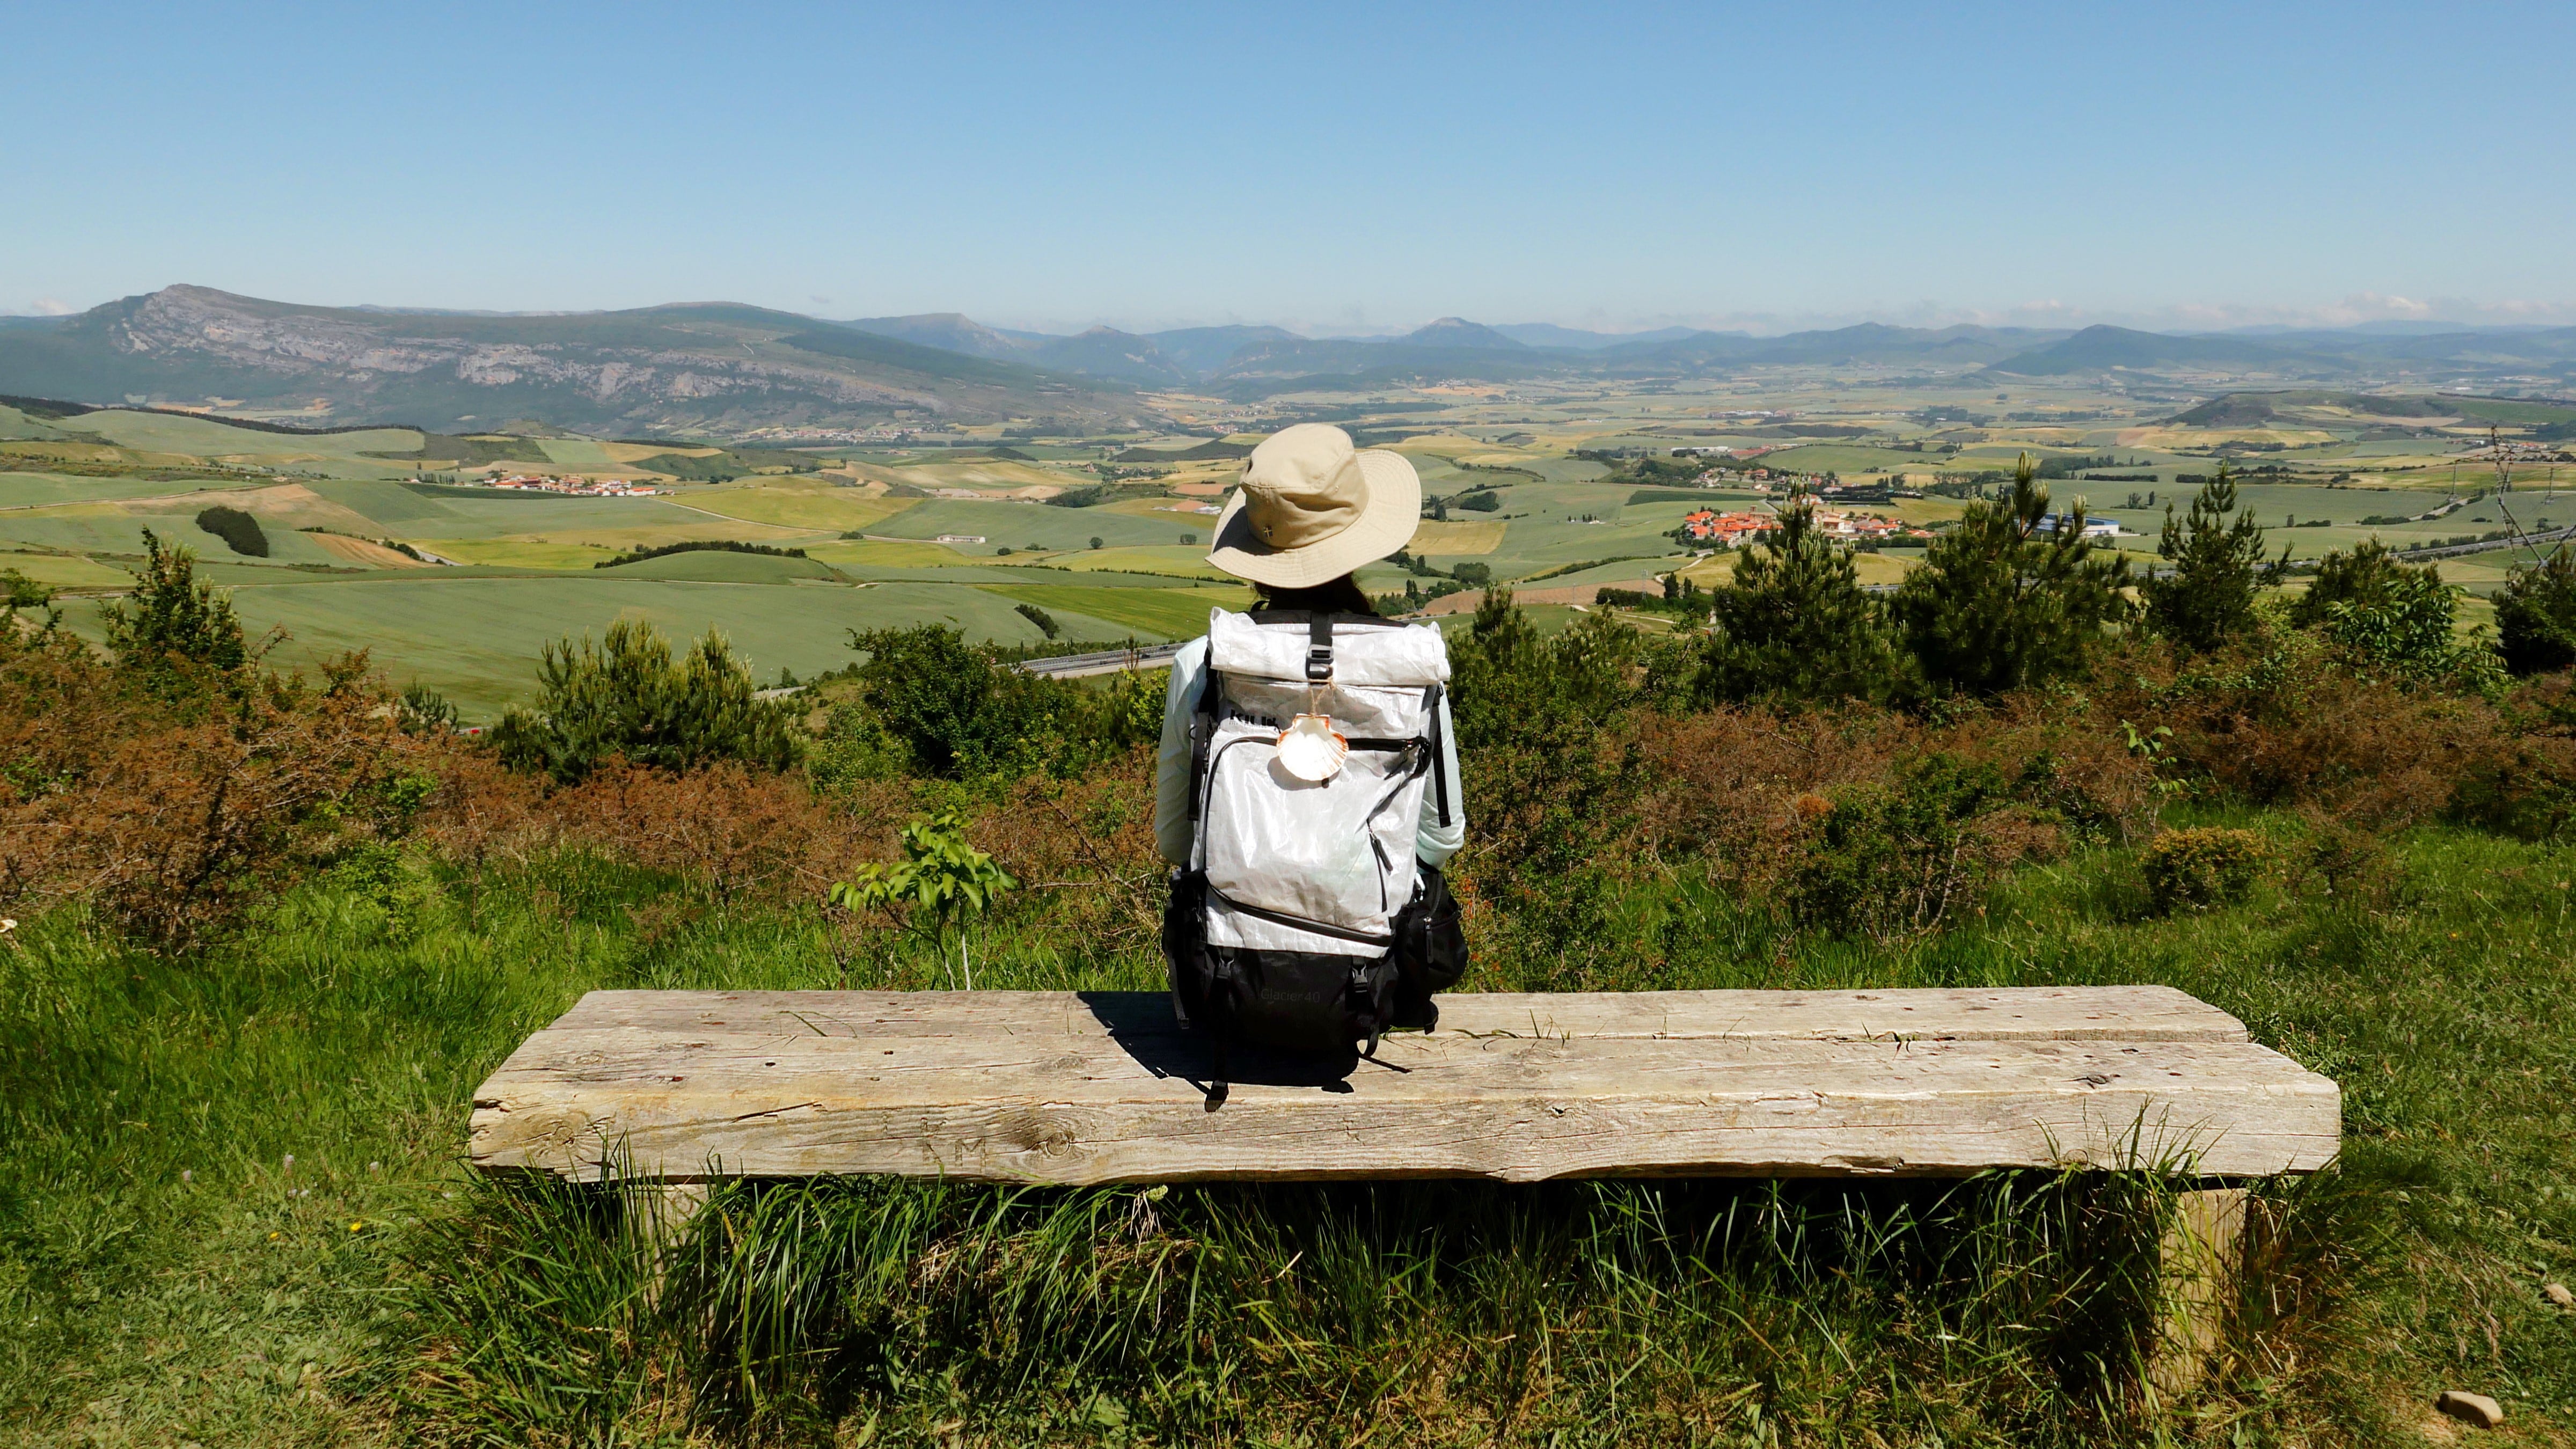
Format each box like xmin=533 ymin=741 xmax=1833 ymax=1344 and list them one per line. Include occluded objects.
xmin=849 ymin=624 xmax=1069 ymax=779
xmin=2141 ymin=827 xmax=2266 ymax=913
xmin=100 ymin=529 xmax=249 ymax=676
xmin=807 ymin=700 xmax=916 ymax=791
xmin=594 ymin=538 xmax=807 ymax=569
xmin=1014 ymin=602 xmax=1060 ymax=639
xmin=2495 ymin=545 xmax=2576 ymax=676
xmin=1786 ymin=754 xmax=2009 ymax=938
xmin=492 ymin=619 xmax=800 ymax=783
xmin=2318 ymin=565 xmax=2503 ymax=692
xmin=2288 ymin=540 xmax=2414 ymax=629
xmin=1447 ymin=594 xmax=1642 ymax=972
xmin=193 ymin=504 xmax=269 ymax=557
xmin=1 ymin=566 xmax=52 ymax=608
xmin=394 ymin=682 xmax=460 ymax=736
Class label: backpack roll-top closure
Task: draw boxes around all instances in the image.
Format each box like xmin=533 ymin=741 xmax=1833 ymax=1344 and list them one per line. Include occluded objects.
xmin=1206 ymin=608 xmax=1450 ymax=689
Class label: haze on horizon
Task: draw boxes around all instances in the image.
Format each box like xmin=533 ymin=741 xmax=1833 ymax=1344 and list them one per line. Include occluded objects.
xmin=8 ymin=0 xmax=2573 ymax=335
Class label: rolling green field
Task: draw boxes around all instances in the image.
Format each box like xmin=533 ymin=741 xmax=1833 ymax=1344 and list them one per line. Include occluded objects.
xmin=0 ymin=471 xmax=232 ymax=508
xmin=47 ymin=575 xmax=1137 ymax=714
xmin=977 ymin=580 xmax=1253 ymax=637
xmin=11 ymin=384 xmax=2564 ymax=713
xmin=872 ymin=498 xmax=1210 ymax=553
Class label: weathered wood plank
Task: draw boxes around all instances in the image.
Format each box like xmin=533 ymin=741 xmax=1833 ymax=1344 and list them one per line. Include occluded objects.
xmin=546 ymin=986 xmax=2249 ymax=1043
xmin=471 ymin=1014 xmax=2338 ymax=1185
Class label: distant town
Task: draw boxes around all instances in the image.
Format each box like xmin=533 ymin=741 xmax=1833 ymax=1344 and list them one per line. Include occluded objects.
xmin=470 ymin=474 xmax=662 ymax=497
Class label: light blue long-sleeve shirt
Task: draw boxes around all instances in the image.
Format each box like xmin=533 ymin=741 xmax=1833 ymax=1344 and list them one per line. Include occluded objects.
xmin=1153 ymin=634 xmax=1467 ymax=869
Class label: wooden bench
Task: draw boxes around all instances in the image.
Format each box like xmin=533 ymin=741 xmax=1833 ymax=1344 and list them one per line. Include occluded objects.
xmin=470 ymin=985 xmax=2338 ymax=1391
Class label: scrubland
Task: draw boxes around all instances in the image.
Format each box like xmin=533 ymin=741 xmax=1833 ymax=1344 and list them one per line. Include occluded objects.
xmin=8 ymin=483 xmax=2576 ymax=1446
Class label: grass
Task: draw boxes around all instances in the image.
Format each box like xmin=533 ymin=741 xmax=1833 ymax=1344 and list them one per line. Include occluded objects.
xmin=408 ymin=536 xmax=619 ymax=569
xmin=1009 ymin=545 xmax=1238 ymax=580
xmin=604 ymin=551 xmax=845 ymax=583
xmin=5 ymin=816 xmax=2574 ymax=1444
xmin=0 ymin=548 xmax=133 ymax=588
xmin=801 ymin=538 xmax=982 ymax=570
xmin=536 ymin=437 xmax=617 ymax=471
xmin=683 ymin=486 xmax=917 ymax=535
xmin=1410 ymin=519 xmax=1507 ymax=555
xmin=0 ymin=471 xmax=225 ymax=509
xmin=976 ymin=581 xmax=1253 ymax=638
xmin=873 ymin=499 xmax=1213 ymax=555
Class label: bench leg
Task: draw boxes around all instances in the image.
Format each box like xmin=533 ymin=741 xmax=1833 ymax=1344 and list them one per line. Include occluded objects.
xmin=2150 ymin=1185 xmax=2245 ymax=1399
xmin=625 ymin=1181 xmax=713 ymax=1252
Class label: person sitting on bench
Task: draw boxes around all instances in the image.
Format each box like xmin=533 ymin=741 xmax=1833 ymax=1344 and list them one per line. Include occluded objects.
xmin=1151 ymin=425 xmax=1470 ymax=1052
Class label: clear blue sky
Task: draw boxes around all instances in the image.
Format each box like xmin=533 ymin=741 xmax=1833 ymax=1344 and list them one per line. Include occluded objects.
xmin=7 ymin=1 xmax=2571 ymax=334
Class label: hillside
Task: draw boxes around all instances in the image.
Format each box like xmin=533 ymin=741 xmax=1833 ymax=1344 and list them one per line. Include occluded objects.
xmin=1986 ymin=324 xmax=2325 ymax=376
xmin=0 ymin=287 xmax=1141 ymax=433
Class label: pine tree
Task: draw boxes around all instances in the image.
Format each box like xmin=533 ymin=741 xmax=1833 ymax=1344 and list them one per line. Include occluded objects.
xmin=2143 ymin=462 xmax=2271 ymax=652
xmin=1889 ymin=454 xmax=2132 ymax=695
xmin=1692 ymin=500 xmax=1899 ymax=705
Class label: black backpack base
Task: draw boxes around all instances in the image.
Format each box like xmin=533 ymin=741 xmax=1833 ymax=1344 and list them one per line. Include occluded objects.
xmin=1165 ymin=863 xmax=1468 ymax=1063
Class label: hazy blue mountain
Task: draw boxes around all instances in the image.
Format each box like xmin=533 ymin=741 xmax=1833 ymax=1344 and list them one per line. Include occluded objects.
xmin=837 ymin=311 xmax=1038 ymax=361
xmin=1398 ymin=318 xmax=1531 ymax=350
xmin=1597 ymin=323 xmax=2066 ymax=370
xmin=1143 ymin=324 xmax=1299 ymax=375
xmin=1491 ymin=323 xmax=1709 ymax=350
xmin=1985 ymin=325 xmax=2320 ymax=375
xmin=1026 ymin=327 xmax=1194 ymax=386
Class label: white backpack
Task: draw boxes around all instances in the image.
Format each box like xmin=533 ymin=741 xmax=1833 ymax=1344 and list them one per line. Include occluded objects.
xmin=1167 ymin=608 xmax=1457 ymax=1055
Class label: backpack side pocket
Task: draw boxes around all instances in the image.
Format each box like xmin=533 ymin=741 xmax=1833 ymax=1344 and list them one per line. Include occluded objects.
xmin=1391 ymin=861 xmax=1469 ymax=1027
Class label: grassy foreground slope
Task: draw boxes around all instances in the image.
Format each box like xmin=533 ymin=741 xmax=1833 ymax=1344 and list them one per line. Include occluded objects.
xmin=5 ymin=795 xmax=2573 ymax=1446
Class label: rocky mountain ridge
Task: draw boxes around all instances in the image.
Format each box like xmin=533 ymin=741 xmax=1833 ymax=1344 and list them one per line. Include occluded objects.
xmin=0 ymin=287 xmax=1136 ymax=431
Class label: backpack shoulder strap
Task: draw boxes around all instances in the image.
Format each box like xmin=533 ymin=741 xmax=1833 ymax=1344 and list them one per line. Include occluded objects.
xmin=1186 ymin=650 xmax=1220 ymax=825
xmin=1423 ymin=683 xmax=1452 ymax=828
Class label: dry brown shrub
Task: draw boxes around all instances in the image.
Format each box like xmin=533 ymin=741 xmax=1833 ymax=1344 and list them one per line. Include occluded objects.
xmin=413 ymin=749 xmax=547 ymax=875
xmin=2096 ymin=641 xmax=2529 ymax=828
xmin=1629 ymin=708 xmax=1919 ymax=888
xmin=535 ymin=763 xmax=903 ymax=908
xmin=1626 ymin=699 xmax=2158 ymax=899
xmin=0 ymin=640 xmax=430 ymax=951
xmin=962 ymin=752 xmax=1163 ymax=945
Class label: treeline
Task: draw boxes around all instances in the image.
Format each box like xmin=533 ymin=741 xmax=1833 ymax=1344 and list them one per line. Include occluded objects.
xmin=595 ymin=539 xmax=809 ymax=569
xmin=1699 ymin=457 xmax=2576 ymax=702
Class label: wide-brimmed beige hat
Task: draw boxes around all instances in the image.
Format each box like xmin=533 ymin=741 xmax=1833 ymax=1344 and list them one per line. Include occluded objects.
xmin=1205 ymin=424 xmax=1421 ymax=588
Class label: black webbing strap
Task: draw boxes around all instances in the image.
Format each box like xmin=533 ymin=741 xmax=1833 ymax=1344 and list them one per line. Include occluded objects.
xmin=1424 ymin=684 xmax=1452 ymax=828
xmin=1305 ymin=613 xmax=1333 ymax=682
xmin=1186 ymin=656 xmax=1221 ymax=824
